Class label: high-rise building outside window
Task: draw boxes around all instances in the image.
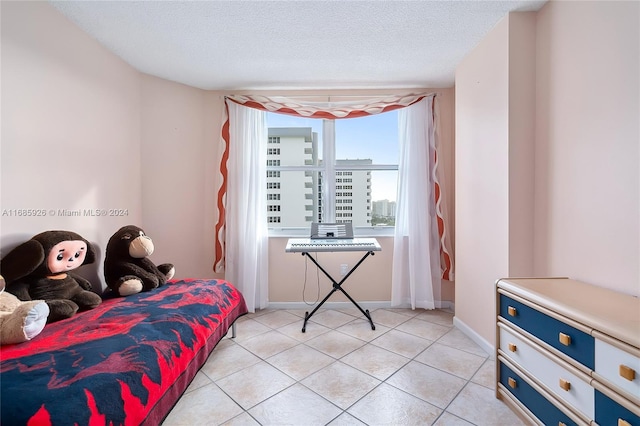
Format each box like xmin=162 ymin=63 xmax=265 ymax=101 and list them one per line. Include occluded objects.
xmin=266 ymin=111 xmax=398 ymax=232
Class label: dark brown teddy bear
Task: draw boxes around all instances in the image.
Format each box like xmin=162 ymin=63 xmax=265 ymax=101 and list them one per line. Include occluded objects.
xmin=0 ymin=230 xmax=102 ymax=323
xmin=104 ymin=225 xmax=175 ymax=296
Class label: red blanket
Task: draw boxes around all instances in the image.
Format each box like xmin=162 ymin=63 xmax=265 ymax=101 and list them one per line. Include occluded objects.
xmin=1 ymin=279 xmax=247 ymax=426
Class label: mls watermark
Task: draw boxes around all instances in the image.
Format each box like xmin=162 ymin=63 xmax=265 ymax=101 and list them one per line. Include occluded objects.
xmin=2 ymin=208 xmax=129 ymax=217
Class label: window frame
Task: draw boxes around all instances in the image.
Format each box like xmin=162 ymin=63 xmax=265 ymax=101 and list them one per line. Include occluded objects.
xmin=267 ymin=117 xmax=398 ymax=238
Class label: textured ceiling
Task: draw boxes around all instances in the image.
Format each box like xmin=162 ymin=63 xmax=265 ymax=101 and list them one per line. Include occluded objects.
xmin=50 ymin=0 xmax=546 ymax=91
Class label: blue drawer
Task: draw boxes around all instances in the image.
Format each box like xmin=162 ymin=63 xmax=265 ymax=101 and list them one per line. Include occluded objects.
xmin=499 ymin=294 xmax=595 ymax=369
xmin=499 ymin=361 xmax=579 ymax=426
xmin=595 ymin=390 xmax=640 ymax=426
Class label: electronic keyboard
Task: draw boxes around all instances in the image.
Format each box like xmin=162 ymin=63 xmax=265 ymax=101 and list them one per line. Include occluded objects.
xmin=285 ymin=238 xmax=381 ymax=253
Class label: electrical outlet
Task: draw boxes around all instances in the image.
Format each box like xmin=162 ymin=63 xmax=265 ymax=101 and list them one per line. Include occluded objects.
xmin=340 ymin=264 xmax=348 ymax=276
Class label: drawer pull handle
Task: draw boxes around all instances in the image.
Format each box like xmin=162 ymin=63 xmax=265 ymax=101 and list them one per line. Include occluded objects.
xmin=507 ymin=306 xmax=517 ymax=317
xmin=508 ymin=377 xmax=517 ymax=389
xmin=558 ymin=332 xmax=571 ymax=346
xmin=619 ymin=365 xmax=636 ymax=381
xmin=618 ymin=419 xmax=631 ymax=426
xmin=559 ymin=378 xmax=571 ymax=391
xmin=508 ymin=343 xmax=517 ymax=352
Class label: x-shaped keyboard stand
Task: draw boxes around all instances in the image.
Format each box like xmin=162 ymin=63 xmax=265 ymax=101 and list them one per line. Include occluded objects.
xmin=300 ymin=250 xmax=376 ymax=333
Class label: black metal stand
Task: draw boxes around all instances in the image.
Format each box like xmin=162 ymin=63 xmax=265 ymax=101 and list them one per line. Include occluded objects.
xmin=301 ymin=251 xmax=376 ymax=333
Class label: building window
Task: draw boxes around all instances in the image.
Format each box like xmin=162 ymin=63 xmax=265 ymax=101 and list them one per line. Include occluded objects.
xmin=266 ymin=111 xmax=398 ymax=229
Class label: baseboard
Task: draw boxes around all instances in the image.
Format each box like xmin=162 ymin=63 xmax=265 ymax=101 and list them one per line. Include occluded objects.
xmin=453 ymin=316 xmax=495 ymax=357
xmin=267 ymin=300 xmax=455 ymax=311
xmin=267 ymin=301 xmax=392 ymax=310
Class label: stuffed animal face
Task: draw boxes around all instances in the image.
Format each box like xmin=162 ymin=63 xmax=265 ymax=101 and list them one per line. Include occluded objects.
xmin=106 ymin=226 xmax=155 ymax=259
xmin=0 ymin=230 xmax=96 ymax=283
xmin=47 ymin=240 xmax=89 ymax=275
xmin=128 ymin=230 xmax=154 ymax=258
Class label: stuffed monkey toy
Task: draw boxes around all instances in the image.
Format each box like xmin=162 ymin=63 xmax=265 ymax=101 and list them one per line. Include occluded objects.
xmin=104 ymin=225 xmax=175 ymax=296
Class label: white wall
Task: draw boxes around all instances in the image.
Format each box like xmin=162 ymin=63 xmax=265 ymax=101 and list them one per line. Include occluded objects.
xmin=1 ymin=1 xmax=142 ymax=288
xmin=455 ymin=1 xmax=639 ymax=348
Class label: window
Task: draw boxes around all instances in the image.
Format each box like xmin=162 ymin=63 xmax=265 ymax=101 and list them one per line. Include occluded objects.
xmin=266 ymin=112 xmax=398 ymax=232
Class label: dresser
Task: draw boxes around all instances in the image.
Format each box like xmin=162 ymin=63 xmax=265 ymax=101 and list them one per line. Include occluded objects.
xmin=496 ymin=277 xmax=640 ymax=425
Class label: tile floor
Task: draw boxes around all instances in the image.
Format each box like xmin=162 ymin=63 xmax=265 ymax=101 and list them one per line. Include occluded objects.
xmin=163 ymin=307 xmax=529 ymax=426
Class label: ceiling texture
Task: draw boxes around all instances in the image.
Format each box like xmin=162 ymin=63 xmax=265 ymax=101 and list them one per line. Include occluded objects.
xmin=50 ymin=0 xmax=546 ymax=91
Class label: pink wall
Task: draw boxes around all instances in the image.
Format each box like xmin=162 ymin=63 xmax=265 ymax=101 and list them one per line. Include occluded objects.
xmin=455 ymin=1 xmax=639 ymax=349
xmin=140 ymin=75 xmax=216 ymax=279
xmin=534 ymin=0 xmax=639 ymax=294
xmin=1 ymin=1 xmax=457 ymax=303
xmin=455 ymin=15 xmax=511 ymax=350
xmin=1 ymin=1 xmax=142 ymax=288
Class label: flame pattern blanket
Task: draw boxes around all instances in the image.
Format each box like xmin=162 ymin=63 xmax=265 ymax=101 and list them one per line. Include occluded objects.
xmin=0 ymin=279 xmax=248 ymax=426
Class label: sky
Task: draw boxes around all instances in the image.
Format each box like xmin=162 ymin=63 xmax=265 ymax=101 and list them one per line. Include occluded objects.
xmin=266 ymin=111 xmax=399 ymax=201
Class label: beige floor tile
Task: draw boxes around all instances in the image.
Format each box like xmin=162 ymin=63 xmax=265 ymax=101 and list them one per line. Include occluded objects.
xmin=248 ymin=383 xmax=342 ymax=425
xmin=163 ymin=383 xmax=243 ymax=426
xmin=336 ymin=318 xmax=390 ymax=341
xmin=220 ymin=412 xmax=260 ymax=425
xmin=432 ymin=412 xmax=474 ymax=425
xmin=309 ymin=309 xmax=359 ymax=329
xmin=252 ymin=310 xmax=302 ymax=328
xmin=326 ymin=412 xmax=367 ymax=425
xmin=369 ymin=308 xmax=413 ymax=328
xmin=215 ymin=361 xmax=296 ymax=409
xmin=341 ymin=344 xmax=410 ymax=380
xmin=306 ymin=330 xmax=366 ymax=358
xmin=437 ymin=328 xmax=489 ymax=357
xmin=165 ymin=308 xmax=528 ymax=425
xmin=276 ymin=319 xmax=331 ymax=341
xmin=200 ymin=343 xmax=261 ymax=381
xmin=267 ymin=343 xmax=335 ymax=381
xmin=470 ymin=359 xmax=496 ymax=389
xmin=336 ymin=306 xmax=368 ymax=318
xmin=283 ymin=309 xmax=308 ymax=318
xmin=231 ymin=318 xmax=272 ymax=343
xmin=183 ymin=371 xmax=212 ymax=394
xmin=395 ymin=317 xmax=451 ymax=341
xmin=386 ymin=361 xmax=467 ymax=409
xmin=414 ymin=309 xmax=455 ymax=327
xmin=301 ymin=361 xmax=381 ymax=409
xmin=414 ymin=343 xmax=487 ymax=380
xmin=347 ymin=383 xmax=442 ymax=425
xmin=371 ymin=329 xmax=434 ymax=358
xmin=236 ymin=329 xmax=299 ymax=359
xmin=446 ymin=382 xmax=529 ymax=426
xmin=384 ymin=308 xmax=421 ymax=318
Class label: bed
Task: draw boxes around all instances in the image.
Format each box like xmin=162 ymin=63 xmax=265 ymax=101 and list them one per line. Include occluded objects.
xmin=0 ymin=278 xmax=248 ymax=425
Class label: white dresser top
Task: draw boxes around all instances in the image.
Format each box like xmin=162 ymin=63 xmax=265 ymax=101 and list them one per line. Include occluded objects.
xmin=497 ymin=277 xmax=640 ymax=349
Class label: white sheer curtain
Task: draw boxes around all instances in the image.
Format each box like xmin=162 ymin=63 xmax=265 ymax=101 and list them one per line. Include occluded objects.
xmin=224 ymin=100 xmax=269 ymax=312
xmin=392 ymin=95 xmax=442 ymax=309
